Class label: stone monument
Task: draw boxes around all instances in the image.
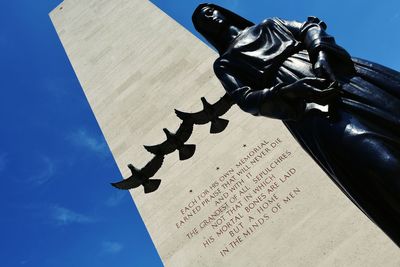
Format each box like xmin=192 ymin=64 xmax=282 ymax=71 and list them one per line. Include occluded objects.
xmin=50 ymin=1 xmax=399 ymax=266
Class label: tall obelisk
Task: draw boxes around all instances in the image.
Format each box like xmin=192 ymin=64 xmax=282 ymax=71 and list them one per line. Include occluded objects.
xmin=50 ymin=1 xmax=399 ymax=266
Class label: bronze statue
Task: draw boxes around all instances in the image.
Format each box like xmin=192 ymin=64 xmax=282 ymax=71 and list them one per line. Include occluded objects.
xmin=192 ymin=3 xmax=400 ymax=246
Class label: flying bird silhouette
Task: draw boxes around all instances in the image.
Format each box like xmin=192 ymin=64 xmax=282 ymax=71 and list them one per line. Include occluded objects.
xmin=144 ymin=120 xmax=196 ymax=160
xmin=111 ymin=155 xmax=164 ymax=193
xmin=175 ymin=94 xmax=235 ymax=134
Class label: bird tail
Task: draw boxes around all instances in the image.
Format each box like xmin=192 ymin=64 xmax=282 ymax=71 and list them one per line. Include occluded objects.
xmin=143 ymin=179 xmax=162 ymax=194
xmin=178 ymin=144 xmax=196 ymax=160
xmin=210 ymin=118 xmax=229 ymax=134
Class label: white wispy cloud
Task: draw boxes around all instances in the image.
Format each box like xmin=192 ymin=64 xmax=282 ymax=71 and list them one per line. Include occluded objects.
xmin=68 ymin=129 xmax=108 ymax=156
xmin=102 ymin=241 xmax=123 ymax=254
xmin=42 ymin=76 xmax=70 ymax=97
xmin=52 ymin=205 xmax=94 ymax=226
xmin=0 ymin=153 xmax=7 ymax=172
xmin=105 ymin=191 xmax=127 ymax=207
xmin=28 ymin=156 xmax=55 ymax=185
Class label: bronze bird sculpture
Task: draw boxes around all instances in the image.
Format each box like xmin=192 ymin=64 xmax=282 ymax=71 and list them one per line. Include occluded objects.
xmin=144 ymin=120 xmax=195 ymax=160
xmin=111 ymin=155 xmax=164 ymax=193
xmin=175 ymin=94 xmax=234 ymax=134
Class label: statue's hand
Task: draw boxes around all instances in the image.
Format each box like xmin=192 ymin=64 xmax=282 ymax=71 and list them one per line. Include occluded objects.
xmin=259 ymin=77 xmax=338 ymax=121
xmin=313 ymin=51 xmax=336 ymax=82
xmin=279 ymin=77 xmax=338 ymax=106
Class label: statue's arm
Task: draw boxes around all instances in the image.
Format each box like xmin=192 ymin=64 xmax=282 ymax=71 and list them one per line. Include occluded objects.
xmin=213 ymin=59 xmax=305 ymax=120
xmin=214 ymin=58 xmax=338 ymax=120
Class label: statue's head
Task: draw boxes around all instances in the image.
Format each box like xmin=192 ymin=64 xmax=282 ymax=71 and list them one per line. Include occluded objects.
xmin=192 ymin=3 xmax=254 ymax=54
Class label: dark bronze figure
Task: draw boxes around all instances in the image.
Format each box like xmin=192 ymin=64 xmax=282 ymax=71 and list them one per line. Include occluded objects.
xmin=193 ymin=3 xmax=400 ymax=246
xmin=111 ymin=155 xmax=164 ymax=194
xmin=144 ymin=120 xmax=196 ymax=160
xmin=175 ymin=94 xmax=235 ymax=133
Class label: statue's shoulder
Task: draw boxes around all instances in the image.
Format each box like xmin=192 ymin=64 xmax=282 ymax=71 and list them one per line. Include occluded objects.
xmin=260 ymin=17 xmax=295 ymax=32
xmin=261 ymin=17 xmax=284 ymax=26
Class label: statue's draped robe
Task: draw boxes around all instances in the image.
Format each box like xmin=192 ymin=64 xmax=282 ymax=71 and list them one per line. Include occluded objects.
xmin=214 ymin=18 xmax=400 ymax=246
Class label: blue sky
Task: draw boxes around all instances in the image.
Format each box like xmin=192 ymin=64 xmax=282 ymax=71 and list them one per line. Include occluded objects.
xmin=0 ymin=0 xmax=399 ymax=266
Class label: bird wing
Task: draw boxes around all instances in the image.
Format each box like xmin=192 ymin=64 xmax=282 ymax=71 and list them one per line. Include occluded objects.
xmin=141 ymin=155 xmax=164 ymax=178
xmin=144 ymin=139 xmax=176 ymax=155
xmin=111 ymin=176 xmax=142 ymax=190
xmin=175 ymin=108 xmax=209 ymax=124
xmin=174 ymin=109 xmax=193 ymax=122
xmin=174 ymin=121 xmax=194 ymax=142
xmin=214 ymin=93 xmax=235 ymax=116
